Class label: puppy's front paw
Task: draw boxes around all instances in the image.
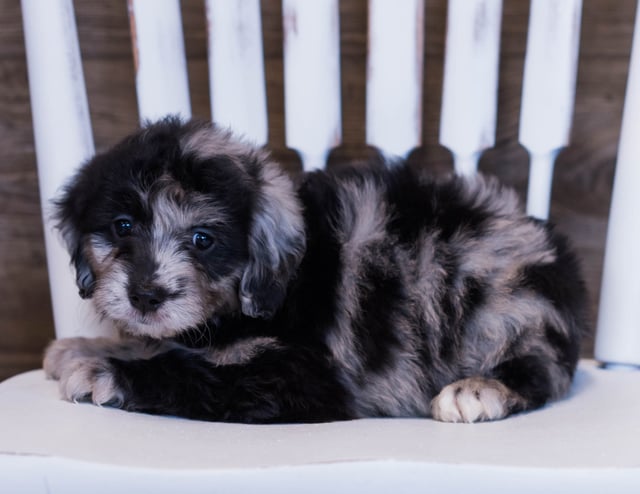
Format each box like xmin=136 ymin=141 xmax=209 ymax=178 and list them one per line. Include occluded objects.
xmin=44 ymin=337 xmax=96 ymax=380
xmin=431 ymin=377 xmax=518 ymax=423
xmin=57 ymin=357 xmax=124 ymax=407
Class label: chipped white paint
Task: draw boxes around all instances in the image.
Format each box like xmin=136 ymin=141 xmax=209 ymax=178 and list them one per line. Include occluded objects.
xmin=128 ymin=0 xmax=191 ymax=122
xmin=439 ymin=0 xmax=503 ymax=175
xmin=519 ymin=0 xmax=582 ymax=219
xmin=283 ymin=0 xmax=341 ymax=170
xmin=206 ymin=0 xmax=268 ymax=144
xmin=525 ymin=151 xmax=557 ymax=219
xmin=366 ymin=0 xmax=424 ymax=157
xmin=595 ymin=3 xmax=640 ymax=368
xmin=21 ymin=0 xmax=113 ymax=338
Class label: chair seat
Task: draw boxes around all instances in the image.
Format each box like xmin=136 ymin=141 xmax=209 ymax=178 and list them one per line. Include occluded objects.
xmin=1 ymin=359 xmax=639 ymax=493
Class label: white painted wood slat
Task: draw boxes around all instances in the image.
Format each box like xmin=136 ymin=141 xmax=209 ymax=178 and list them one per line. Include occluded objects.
xmin=366 ymin=0 xmax=424 ymax=157
xmin=21 ymin=0 xmax=112 ymax=339
xmin=128 ymin=0 xmax=191 ymax=123
xmin=206 ymin=0 xmax=268 ymax=144
xmin=283 ymin=0 xmax=342 ymax=170
xmin=595 ymin=3 xmax=640 ymax=368
xmin=439 ymin=0 xmax=503 ymax=175
xmin=519 ymin=0 xmax=583 ymax=220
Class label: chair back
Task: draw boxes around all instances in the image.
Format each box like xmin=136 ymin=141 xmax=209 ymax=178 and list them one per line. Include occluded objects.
xmin=20 ymin=0 xmax=640 ymax=367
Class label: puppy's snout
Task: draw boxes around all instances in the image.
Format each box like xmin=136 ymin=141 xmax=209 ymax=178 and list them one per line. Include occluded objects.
xmin=128 ymin=284 xmax=168 ymax=314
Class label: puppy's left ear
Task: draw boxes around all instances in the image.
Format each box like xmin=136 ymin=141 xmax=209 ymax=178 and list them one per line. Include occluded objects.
xmin=240 ymin=163 xmax=305 ymax=319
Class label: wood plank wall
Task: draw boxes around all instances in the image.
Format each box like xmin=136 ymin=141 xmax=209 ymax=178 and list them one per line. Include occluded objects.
xmin=0 ymin=0 xmax=636 ymax=381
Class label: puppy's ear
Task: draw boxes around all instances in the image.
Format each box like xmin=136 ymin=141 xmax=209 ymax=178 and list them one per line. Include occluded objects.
xmin=54 ymin=178 xmax=96 ymax=300
xmin=71 ymin=244 xmax=96 ymax=299
xmin=240 ymin=163 xmax=305 ymax=319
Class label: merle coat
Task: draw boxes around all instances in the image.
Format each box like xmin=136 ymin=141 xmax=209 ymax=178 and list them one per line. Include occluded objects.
xmin=44 ymin=118 xmax=587 ymax=423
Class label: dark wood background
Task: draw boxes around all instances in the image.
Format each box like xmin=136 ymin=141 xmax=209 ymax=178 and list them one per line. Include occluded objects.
xmin=0 ymin=0 xmax=636 ymax=381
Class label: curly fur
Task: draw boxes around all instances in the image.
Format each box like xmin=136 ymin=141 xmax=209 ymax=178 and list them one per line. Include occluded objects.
xmin=45 ymin=117 xmax=588 ymax=423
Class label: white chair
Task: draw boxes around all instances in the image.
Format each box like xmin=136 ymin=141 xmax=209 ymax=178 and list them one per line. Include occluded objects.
xmin=2 ymin=0 xmax=639 ymax=492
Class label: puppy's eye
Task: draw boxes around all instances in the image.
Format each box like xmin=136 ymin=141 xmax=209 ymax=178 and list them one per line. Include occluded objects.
xmin=113 ymin=217 xmax=133 ymax=237
xmin=192 ymin=230 xmax=214 ymax=251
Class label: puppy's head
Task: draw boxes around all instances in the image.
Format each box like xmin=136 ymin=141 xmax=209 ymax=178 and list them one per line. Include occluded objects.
xmin=55 ymin=117 xmax=305 ymax=338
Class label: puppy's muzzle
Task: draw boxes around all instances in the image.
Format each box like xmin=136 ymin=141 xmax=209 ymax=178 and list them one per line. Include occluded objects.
xmin=128 ymin=284 xmax=169 ymax=314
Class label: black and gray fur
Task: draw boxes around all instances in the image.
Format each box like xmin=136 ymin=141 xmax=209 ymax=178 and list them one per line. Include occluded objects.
xmin=44 ymin=117 xmax=588 ymax=423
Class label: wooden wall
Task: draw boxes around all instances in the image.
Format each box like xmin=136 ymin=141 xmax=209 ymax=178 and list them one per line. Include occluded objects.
xmin=0 ymin=0 xmax=637 ymax=381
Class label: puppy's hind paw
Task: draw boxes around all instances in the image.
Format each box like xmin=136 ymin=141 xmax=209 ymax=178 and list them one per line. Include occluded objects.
xmin=431 ymin=377 xmax=521 ymax=423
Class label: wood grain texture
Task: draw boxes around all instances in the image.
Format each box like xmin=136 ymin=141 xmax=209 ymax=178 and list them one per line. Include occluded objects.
xmin=0 ymin=0 xmax=637 ymax=380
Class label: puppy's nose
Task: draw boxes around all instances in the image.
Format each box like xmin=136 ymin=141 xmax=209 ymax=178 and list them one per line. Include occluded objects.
xmin=128 ymin=285 xmax=168 ymax=314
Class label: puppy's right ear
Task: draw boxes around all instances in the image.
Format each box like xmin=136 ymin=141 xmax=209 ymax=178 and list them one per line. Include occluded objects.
xmin=70 ymin=244 xmax=96 ymax=299
xmin=54 ymin=180 xmax=96 ymax=300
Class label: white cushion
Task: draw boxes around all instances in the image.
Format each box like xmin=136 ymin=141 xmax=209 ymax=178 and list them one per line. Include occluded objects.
xmin=1 ymin=360 xmax=639 ymax=493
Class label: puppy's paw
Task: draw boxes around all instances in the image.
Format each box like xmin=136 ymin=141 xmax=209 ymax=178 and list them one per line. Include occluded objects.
xmin=57 ymin=357 xmax=124 ymax=407
xmin=431 ymin=377 xmax=518 ymax=423
xmin=44 ymin=337 xmax=96 ymax=380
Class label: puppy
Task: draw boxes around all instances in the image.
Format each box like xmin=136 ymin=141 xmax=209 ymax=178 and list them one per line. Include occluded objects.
xmin=44 ymin=117 xmax=587 ymax=423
